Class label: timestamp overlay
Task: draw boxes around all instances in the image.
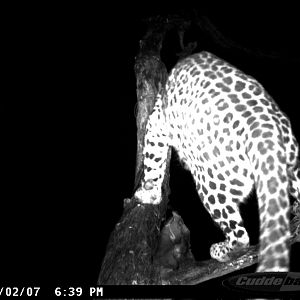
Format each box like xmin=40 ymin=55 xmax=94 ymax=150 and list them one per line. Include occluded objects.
xmin=0 ymin=285 xmax=235 ymax=298
xmin=0 ymin=286 xmax=104 ymax=298
xmin=3 ymin=284 xmax=298 ymax=298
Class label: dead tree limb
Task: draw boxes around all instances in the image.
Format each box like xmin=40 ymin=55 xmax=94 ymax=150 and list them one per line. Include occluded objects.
xmin=161 ymin=224 xmax=299 ymax=285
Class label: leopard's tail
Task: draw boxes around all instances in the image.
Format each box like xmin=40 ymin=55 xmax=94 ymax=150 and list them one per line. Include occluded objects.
xmin=251 ymin=141 xmax=290 ymax=272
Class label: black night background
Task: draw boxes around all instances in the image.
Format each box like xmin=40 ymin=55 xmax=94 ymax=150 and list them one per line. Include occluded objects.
xmin=2 ymin=3 xmax=300 ymax=298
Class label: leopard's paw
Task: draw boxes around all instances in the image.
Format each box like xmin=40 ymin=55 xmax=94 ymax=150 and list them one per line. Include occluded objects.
xmin=134 ymin=183 xmax=161 ymax=204
xmin=210 ymin=241 xmax=231 ymax=262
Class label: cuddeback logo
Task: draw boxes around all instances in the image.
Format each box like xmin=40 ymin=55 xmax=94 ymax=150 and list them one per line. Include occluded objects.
xmin=223 ymin=272 xmax=300 ymax=295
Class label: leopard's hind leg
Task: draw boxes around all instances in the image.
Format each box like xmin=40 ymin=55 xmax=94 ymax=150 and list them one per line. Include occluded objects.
xmin=192 ymin=160 xmax=253 ymax=262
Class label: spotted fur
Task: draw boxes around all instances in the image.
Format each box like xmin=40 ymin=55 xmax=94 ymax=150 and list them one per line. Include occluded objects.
xmin=134 ymin=51 xmax=300 ymax=272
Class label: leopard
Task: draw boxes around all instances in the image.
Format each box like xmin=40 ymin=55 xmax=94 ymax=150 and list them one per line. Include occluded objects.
xmin=134 ymin=51 xmax=300 ymax=272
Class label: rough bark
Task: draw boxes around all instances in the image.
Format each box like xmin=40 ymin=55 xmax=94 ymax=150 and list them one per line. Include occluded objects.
xmin=98 ymin=17 xmax=171 ymax=286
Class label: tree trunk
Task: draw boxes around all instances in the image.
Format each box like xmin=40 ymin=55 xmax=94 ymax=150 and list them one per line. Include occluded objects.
xmin=98 ymin=17 xmax=170 ymax=285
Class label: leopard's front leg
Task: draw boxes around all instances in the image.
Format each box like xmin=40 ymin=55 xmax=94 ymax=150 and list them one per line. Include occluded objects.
xmin=134 ymin=96 xmax=170 ymax=205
